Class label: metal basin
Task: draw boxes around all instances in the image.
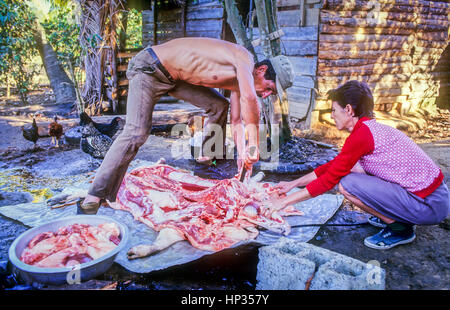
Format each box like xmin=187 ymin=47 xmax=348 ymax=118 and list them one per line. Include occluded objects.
xmin=8 ymin=215 xmax=129 ymax=286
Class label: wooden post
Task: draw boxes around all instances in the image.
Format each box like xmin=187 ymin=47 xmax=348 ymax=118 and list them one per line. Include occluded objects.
xmin=6 ymin=75 xmax=10 ymax=98
xmin=66 ymin=56 xmax=84 ymax=114
xmin=255 ymin=0 xmax=291 ymax=143
xmin=119 ymin=10 xmax=128 ymax=50
xmin=153 ymin=0 xmax=157 ymax=45
xmin=223 ymin=0 xmax=257 ymax=60
xmin=181 ymin=1 xmax=187 ymax=38
xmin=254 ymin=0 xmax=272 ymax=58
xmin=265 ymin=0 xmax=281 ymax=56
xmin=299 ymin=0 xmax=306 ymax=27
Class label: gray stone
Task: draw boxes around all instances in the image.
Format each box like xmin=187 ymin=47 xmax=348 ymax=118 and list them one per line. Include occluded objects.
xmin=256 ymin=238 xmax=385 ymax=290
xmin=64 ymin=126 xmax=82 ymax=146
xmin=256 ymin=244 xmax=315 ymax=290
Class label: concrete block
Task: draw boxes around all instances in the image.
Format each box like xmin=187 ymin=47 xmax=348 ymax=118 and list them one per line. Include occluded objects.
xmin=256 ymin=238 xmax=385 ymax=290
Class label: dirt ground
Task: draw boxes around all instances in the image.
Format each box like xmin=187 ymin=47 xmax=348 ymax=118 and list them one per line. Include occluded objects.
xmin=0 ymin=92 xmax=449 ymax=290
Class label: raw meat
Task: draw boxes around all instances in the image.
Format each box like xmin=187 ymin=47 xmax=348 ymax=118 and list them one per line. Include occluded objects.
xmin=20 ymin=223 xmax=121 ymax=268
xmin=112 ymin=160 xmax=303 ymax=259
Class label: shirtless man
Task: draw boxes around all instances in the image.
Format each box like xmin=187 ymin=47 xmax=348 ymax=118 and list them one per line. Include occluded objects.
xmin=79 ymin=37 xmax=294 ymax=214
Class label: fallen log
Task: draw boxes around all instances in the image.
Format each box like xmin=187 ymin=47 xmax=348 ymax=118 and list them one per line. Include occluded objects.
xmin=317 ymin=85 xmax=410 ymax=99
xmin=321 ymin=13 xmax=448 ymax=33
xmin=413 ymin=46 xmax=445 ymax=55
xmin=321 ymin=10 xmax=418 ymax=22
xmin=411 ymin=53 xmax=444 ymax=60
xmin=320 ymin=15 xmax=418 ymax=31
xmin=319 ymin=33 xmax=414 ymax=44
xmin=321 ymin=10 xmax=447 ymax=23
xmin=317 ymin=81 xmax=409 ymax=93
xmin=314 ymin=99 xmax=408 ymax=113
xmin=319 ymin=40 xmax=412 ymax=52
xmin=375 ymin=95 xmax=408 ymax=104
xmin=318 ymin=73 xmax=411 ymax=85
xmin=318 ymin=64 xmax=412 ymax=77
xmin=318 ymin=55 xmax=411 ymax=66
xmin=408 ymin=91 xmax=440 ymax=100
xmin=321 ymin=24 xmax=413 ymax=36
xmin=412 ymin=59 xmax=440 ymax=66
xmin=416 ymin=23 xmax=449 ymax=32
xmin=318 ymin=56 xmax=412 ymax=68
xmin=323 ymin=0 xmax=450 ymax=12
xmin=415 ymin=31 xmax=449 ymax=41
xmin=318 ymin=49 xmax=408 ymax=60
xmin=414 ymin=40 xmax=449 ymax=49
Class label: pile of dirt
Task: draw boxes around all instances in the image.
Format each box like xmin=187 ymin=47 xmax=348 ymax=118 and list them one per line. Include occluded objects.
xmin=277 ymin=136 xmax=338 ymax=164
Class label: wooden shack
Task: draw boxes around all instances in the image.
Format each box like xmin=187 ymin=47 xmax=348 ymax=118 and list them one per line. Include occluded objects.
xmin=106 ymin=0 xmax=449 ymax=129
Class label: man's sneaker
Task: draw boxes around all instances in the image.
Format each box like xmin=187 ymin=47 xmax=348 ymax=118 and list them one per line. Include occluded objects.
xmin=368 ymin=216 xmax=387 ymax=228
xmin=364 ymin=226 xmax=416 ymax=250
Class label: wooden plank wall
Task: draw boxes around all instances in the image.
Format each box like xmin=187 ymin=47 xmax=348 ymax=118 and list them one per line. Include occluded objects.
xmin=314 ymin=0 xmax=450 ymax=124
xmin=142 ymin=0 xmax=224 ymax=46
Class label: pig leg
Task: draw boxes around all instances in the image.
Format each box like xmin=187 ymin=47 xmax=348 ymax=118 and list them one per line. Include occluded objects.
xmin=250 ymin=171 xmax=265 ymax=183
xmin=127 ymin=227 xmax=185 ymax=259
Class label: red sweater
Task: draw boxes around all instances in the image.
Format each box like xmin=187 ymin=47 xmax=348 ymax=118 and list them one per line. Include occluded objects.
xmin=306 ymin=117 xmax=443 ymax=198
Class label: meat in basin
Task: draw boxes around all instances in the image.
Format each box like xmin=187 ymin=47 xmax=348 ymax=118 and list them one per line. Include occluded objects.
xmin=112 ymin=160 xmax=303 ymax=259
xmin=20 ymin=223 xmax=121 ymax=268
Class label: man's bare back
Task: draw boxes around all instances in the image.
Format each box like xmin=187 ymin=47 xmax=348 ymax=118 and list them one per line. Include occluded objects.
xmin=152 ymin=37 xmax=254 ymax=91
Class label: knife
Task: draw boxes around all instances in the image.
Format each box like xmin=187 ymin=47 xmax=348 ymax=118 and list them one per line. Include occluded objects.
xmin=239 ymin=165 xmax=247 ymax=182
xmin=239 ymin=146 xmax=257 ymax=182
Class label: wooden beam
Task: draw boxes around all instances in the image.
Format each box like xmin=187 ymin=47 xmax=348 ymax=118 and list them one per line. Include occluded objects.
xmin=117 ymin=51 xmax=139 ymax=58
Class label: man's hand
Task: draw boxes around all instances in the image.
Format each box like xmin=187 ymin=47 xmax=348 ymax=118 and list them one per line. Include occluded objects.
xmin=274 ymin=181 xmax=297 ymax=195
xmin=245 ymin=145 xmax=259 ymax=166
xmin=236 ymin=158 xmax=252 ymax=182
xmin=235 ymin=145 xmax=259 ymax=182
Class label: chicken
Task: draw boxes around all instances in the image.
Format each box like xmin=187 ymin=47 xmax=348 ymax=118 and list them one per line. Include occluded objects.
xmin=21 ymin=113 xmax=40 ymax=150
xmin=187 ymin=115 xmax=206 ymax=137
xmin=79 ymin=112 xmax=124 ymax=139
xmin=80 ymin=122 xmax=113 ymax=159
xmin=49 ymin=115 xmax=63 ymax=148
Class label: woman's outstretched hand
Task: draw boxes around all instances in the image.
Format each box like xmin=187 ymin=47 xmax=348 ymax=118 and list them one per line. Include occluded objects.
xmin=274 ymin=181 xmax=296 ymax=195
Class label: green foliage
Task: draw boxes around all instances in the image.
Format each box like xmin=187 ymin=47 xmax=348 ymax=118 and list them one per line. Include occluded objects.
xmin=41 ymin=2 xmax=82 ymax=76
xmin=0 ymin=0 xmax=40 ymax=101
xmin=0 ymin=0 xmax=83 ymax=101
xmin=120 ymin=8 xmax=142 ymax=49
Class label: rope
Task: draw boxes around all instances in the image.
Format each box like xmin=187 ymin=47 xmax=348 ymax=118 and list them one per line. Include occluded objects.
xmin=290 ymin=222 xmax=370 ymax=228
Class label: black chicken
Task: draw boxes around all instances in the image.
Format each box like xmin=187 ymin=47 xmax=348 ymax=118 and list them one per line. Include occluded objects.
xmin=79 ymin=112 xmax=124 ymax=139
xmin=21 ymin=113 xmax=40 ymax=150
xmin=80 ymin=122 xmax=113 ymax=159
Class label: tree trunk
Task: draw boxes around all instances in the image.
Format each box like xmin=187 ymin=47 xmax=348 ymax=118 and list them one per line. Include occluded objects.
xmin=33 ymin=23 xmax=76 ymax=105
xmin=119 ymin=10 xmax=128 ymax=50
xmin=6 ymin=76 xmax=10 ymax=98
xmin=223 ymin=0 xmax=257 ymax=61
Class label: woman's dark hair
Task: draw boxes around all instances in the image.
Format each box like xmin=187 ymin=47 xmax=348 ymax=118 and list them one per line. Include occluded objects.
xmin=255 ymin=59 xmax=276 ymax=82
xmin=327 ymin=80 xmax=374 ymax=118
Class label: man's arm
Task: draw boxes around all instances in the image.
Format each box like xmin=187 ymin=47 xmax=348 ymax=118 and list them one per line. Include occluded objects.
xmin=234 ymin=57 xmax=260 ymax=164
xmin=230 ymin=91 xmax=246 ymax=166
